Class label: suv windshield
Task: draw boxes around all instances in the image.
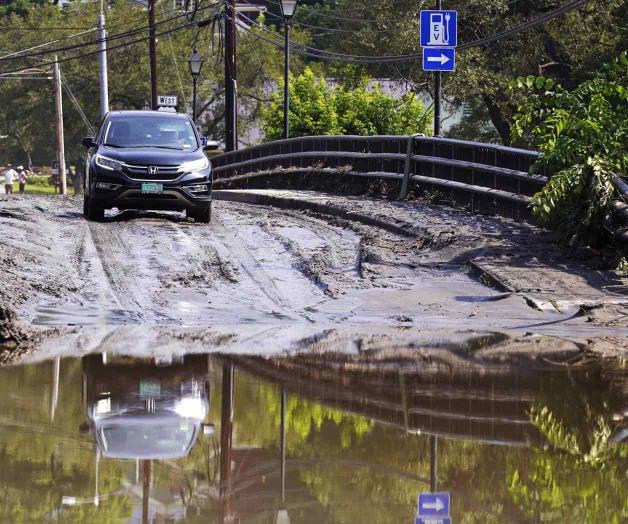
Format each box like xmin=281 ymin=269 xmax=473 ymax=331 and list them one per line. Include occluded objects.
xmin=104 ymin=116 xmax=198 ymax=150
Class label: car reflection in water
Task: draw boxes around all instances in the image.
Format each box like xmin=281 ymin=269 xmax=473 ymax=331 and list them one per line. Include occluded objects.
xmin=82 ymin=353 xmax=214 ymax=460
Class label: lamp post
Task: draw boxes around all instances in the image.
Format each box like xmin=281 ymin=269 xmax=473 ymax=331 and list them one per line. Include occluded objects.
xmin=280 ymin=1 xmax=298 ymax=140
xmin=188 ymin=48 xmax=204 ymax=125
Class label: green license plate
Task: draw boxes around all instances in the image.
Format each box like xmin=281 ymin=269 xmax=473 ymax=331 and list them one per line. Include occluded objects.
xmin=140 ymin=380 xmax=161 ymax=397
xmin=141 ymin=183 xmax=163 ymax=194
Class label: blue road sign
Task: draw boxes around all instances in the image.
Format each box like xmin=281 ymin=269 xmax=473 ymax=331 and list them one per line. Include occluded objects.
xmin=423 ymin=48 xmax=456 ymax=72
xmin=415 ymin=518 xmax=452 ymax=524
xmin=417 ymin=492 xmax=450 ymax=518
xmin=420 ymin=10 xmax=457 ymax=48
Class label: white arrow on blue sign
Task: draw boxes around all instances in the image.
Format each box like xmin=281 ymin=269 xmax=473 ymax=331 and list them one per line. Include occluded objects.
xmin=420 ymin=10 xmax=458 ymax=48
xmin=417 ymin=492 xmax=450 ymax=518
xmin=423 ymin=48 xmax=456 ymax=72
xmin=415 ymin=518 xmax=452 ymax=524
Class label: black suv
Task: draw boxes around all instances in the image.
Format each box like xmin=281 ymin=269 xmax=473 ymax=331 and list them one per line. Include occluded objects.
xmin=82 ymin=110 xmax=213 ymax=223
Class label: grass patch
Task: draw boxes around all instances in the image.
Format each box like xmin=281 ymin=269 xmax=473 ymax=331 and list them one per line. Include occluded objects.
xmin=23 ymin=183 xmax=57 ymax=195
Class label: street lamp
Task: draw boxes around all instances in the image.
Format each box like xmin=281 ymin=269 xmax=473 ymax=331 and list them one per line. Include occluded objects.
xmin=280 ymin=1 xmax=298 ymax=139
xmin=188 ymin=48 xmax=204 ymax=124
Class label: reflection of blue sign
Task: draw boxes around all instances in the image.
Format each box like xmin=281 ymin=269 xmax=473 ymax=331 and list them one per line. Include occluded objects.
xmin=420 ymin=10 xmax=458 ymax=48
xmin=418 ymin=492 xmax=450 ymax=517
xmin=416 ymin=518 xmax=452 ymax=524
xmin=423 ymin=48 xmax=455 ymax=72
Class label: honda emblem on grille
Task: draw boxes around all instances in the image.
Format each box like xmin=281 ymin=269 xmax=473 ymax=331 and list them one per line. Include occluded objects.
xmin=148 ymin=166 xmax=159 ymax=175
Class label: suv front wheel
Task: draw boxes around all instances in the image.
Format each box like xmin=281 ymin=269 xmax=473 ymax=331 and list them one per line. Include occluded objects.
xmin=84 ymin=195 xmax=105 ymax=221
xmin=189 ymin=203 xmax=211 ymax=224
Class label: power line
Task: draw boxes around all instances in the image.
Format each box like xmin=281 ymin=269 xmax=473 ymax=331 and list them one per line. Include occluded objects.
xmin=263 ymin=0 xmax=415 ymax=25
xmin=0 ymin=18 xmax=198 ymax=75
xmin=0 ymin=27 xmax=93 ymax=30
xmin=235 ymin=0 xmax=594 ymax=64
xmin=0 ymin=3 xmax=220 ymax=65
xmin=60 ymin=71 xmax=96 ymax=134
xmin=0 ymin=5 xmax=185 ymax=61
xmin=0 ymin=29 xmax=96 ymax=61
xmin=239 ymin=0 xmax=416 ymax=34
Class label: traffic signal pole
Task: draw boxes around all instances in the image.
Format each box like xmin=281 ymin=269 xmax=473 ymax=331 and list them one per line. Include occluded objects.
xmin=53 ymin=56 xmax=67 ymax=195
xmin=224 ymin=0 xmax=237 ymax=151
xmin=148 ymin=0 xmax=158 ymax=109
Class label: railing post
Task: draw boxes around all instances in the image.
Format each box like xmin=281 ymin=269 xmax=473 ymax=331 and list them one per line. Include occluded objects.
xmin=399 ymin=134 xmax=420 ymax=200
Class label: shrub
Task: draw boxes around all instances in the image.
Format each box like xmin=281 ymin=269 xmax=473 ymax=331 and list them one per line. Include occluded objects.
xmin=511 ymin=52 xmax=628 ymax=245
xmin=261 ymin=68 xmax=431 ymax=140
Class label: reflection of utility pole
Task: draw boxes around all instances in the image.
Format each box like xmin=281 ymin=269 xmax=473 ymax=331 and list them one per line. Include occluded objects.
xmin=430 ymin=435 xmax=438 ymax=492
xmin=220 ymin=363 xmax=235 ymax=523
xmin=280 ymin=385 xmax=286 ymax=505
xmin=142 ymin=459 xmax=152 ymax=524
xmin=94 ymin=447 xmax=100 ymax=507
xmin=53 ymin=56 xmax=67 ymax=195
xmin=50 ymin=357 xmax=60 ymax=421
xmin=276 ymin=385 xmax=290 ymax=524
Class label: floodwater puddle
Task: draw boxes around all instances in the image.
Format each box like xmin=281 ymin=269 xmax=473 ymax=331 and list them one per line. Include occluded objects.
xmin=0 ymin=353 xmax=625 ymax=523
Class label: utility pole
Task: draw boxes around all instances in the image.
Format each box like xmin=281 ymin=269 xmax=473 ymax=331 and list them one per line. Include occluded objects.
xmin=148 ymin=0 xmax=158 ymax=109
xmin=97 ymin=0 xmax=109 ymax=118
xmin=224 ymin=0 xmax=237 ymax=151
xmin=433 ymin=0 xmax=443 ymax=136
xmin=53 ymin=56 xmax=67 ymax=195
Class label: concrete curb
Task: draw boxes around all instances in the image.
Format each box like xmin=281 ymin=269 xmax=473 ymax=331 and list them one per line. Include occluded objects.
xmin=213 ymin=190 xmax=418 ymax=238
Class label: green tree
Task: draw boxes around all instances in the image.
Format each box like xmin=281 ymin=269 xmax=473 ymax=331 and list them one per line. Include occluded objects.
xmin=335 ymin=81 xmax=430 ymax=136
xmin=262 ymin=68 xmax=339 ymax=139
xmin=297 ymin=0 xmax=627 ymax=145
xmin=0 ymin=1 xmax=286 ymax=166
xmin=511 ymin=52 xmax=628 ymax=245
xmin=261 ymin=68 xmax=430 ymax=140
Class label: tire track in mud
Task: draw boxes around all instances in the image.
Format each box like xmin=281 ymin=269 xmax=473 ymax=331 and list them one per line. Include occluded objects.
xmin=208 ymin=206 xmax=319 ymax=322
xmin=87 ymin=220 xmax=173 ymax=322
xmin=239 ymin=206 xmax=363 ymax=298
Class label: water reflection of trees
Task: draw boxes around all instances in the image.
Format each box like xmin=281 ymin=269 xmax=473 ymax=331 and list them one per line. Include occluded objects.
xmin=0 ymin=359 xmax=132 ymax=522
xmin=0 ymin=356 xmax=625 ymax=523
xmin=508 ymin=369 xmax=628 ymax=523
xmin=227 ymin=358 xmax=627 ymax=524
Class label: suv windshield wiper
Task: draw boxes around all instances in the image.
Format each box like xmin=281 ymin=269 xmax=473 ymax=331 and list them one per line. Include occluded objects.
xmin=103 ymin=143 xmax=123 ymax=148
xmin=147 ymin=145 xmax=186 ymax=150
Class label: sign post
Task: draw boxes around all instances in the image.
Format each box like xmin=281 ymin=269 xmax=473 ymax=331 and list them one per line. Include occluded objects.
xmin=420 ymin=3 xmax=458 ymax=136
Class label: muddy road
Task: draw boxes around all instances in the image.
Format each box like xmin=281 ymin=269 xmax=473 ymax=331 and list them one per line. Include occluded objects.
xmin=0 ymin=193 xmax=626 ymax=362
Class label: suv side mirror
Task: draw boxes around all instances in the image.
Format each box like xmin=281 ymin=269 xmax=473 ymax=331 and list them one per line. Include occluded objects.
xmin=201 ymin=137 xmax=220 ymax=151
xmin=81 ymin=136 xmax=95 ymax=148
xmin=201 ymin=422 xmax=216 ymax=436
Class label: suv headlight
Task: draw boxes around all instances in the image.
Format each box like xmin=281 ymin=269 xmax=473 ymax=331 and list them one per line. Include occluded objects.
xmin=96 ymin=154 xmax=123 ymax=171
xmin=179 ymin=157 xmax=209 ymax=173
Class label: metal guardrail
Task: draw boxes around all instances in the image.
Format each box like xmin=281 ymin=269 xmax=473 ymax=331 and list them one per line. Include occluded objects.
xmin=211 ymin=135 xmax=547 ymax=219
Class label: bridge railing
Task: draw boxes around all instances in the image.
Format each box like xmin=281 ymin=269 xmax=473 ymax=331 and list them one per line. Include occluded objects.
xmin=211 ymin=135 xmax=546 ymax=220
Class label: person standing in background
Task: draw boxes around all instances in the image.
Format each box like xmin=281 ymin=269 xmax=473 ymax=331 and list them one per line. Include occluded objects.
xmin=3 ymin=164 xmax=17 ymax=195
xmin=17 ymin=166 xmax=27 ymax=194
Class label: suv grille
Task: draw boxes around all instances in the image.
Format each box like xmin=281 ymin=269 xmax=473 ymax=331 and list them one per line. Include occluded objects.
xmin=124 ymin=164 xmax=180 ymax=181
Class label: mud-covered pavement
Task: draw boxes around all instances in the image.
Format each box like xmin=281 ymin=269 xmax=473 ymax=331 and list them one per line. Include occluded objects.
xmin=0 ymin=193 xmax=626 ymax=363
